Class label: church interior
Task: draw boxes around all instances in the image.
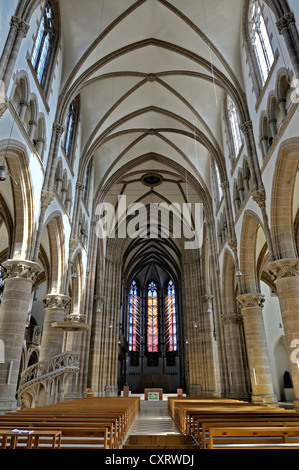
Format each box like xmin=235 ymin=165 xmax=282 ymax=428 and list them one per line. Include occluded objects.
xmin=1 ymin=0 xmax=299 ymax=451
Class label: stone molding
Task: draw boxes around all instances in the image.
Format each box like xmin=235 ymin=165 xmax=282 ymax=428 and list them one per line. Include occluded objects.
xmin=237 ymin=293 xmax=265 ymax=309
xmin=43 ymin=294 xmax=71 ymax=310
xmin=268 ymin=258 xmax=299 ymax=281
xmin=2 ymin=260 xmax=40 ymax=282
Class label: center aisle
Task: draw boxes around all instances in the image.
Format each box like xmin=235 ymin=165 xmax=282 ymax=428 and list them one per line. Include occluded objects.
xmin=128 ymin=399 xmax=181 ymax=436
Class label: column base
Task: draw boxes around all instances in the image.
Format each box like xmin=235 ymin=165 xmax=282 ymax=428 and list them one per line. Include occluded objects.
xmin=251 ymin=394 xmax=279 ymax=407
xmin=292 ymin=399 xmax=299 ymax=410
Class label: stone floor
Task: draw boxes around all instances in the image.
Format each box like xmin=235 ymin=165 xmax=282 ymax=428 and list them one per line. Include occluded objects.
xmin=128 ymin=398 xmax=181 ymax=436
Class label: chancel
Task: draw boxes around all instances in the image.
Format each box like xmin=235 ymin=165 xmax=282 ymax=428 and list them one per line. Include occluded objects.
xmin=1 ymin=0 xmax=299 ymax=451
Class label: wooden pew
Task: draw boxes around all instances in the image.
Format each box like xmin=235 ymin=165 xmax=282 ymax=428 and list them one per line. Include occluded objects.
xmin=200 ymin=420 xmax=299 ymax=449
xmin=0 ymin=429 xmax=62 ymax=449
xmin=207 ymin=426 xmax=299 ymax=449
xmin=0 ymin=397 xmax=140 ymax=450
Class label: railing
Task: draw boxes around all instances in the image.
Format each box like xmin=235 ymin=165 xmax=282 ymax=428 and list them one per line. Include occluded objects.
xmin=18 ymin=351 xmax=80 ymax=388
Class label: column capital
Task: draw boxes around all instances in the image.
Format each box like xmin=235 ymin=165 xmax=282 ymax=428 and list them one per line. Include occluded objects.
xmin=252 ymin=187 xmax=266 ymax=209
xmin=43 ymin=294 xmax=71 ymax=310
xmin=201 ymin=294 xmax=213 ymax=303
xmin=222 ymin=312 xmax=243 ymax=325
xmin=69 ymin=237 xmax=79 ymax=256
xmin=276 ymin=13 xmax=296 ymax=34
xmin=268 ymin=258 xmax=299 ymax=281
xmin=52 ymin=122 xmax=65 ymax=136
xmin=237 ymin=293 xmax=265 ymax=310
xmin=240 ymin=120 xmax=253 ymax=135
xmin=41 ymin=188 xmax=55 ymax=211
xmin=2 ymin=259 xmax=40 ymax=282
xmin=76 ymin=182 xmax=85 ymax=191
xmin=227 ymin=237 xmax=238 ymax=252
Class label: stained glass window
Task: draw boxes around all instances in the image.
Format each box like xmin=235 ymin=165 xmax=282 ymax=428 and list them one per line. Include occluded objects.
xmin=64 ymin=98 xmax=78 ymax=159
xmin=147 ymin=281 xmax=158 ymax=353
xmin=128 ymin=280 xmax=140 ymax=352
xmin=32 ymin=2 xmax=55 ymax=91
xmin=165 ymin=280 xmax=177 ymax=352
xmin=249 ymin=0 xmax=274 ymax=86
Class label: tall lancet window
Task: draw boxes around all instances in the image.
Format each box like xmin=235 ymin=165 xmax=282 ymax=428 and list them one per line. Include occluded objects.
xmin=165 ymin=280 xmax=177 ymax=352
xmin=249 ymin=0 xmax=274 ymax=86
xmin=147 ymin=281 xmax=158 ymax=353
xmin=64 ymin=97 xmax=78 ymax=159
xmin=227 ymin=95 xmax=242 ymax=159
xmin=32 ymin=2 xmax=55 ymax=91
xmin=128 ymin=280 xmax=140 ymax=353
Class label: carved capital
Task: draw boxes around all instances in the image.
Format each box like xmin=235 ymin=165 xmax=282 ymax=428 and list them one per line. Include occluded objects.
xmin=220 ymin=181 xmax=229 ymax=190
xmin=201 ymin=294 xmax=213 ymax=303
xmin=52 ymin=122 xmax=65 ymax=136
xmin=240 ymin=120 xmax=253 ymax=135
xmin=277 ymin=13 xmax=295 ymax=34
xmin=41 ymin=189 xmax=55 ymax=211
xmin=252 ymin=187 xmax=266 ymax=209
xmin=227 ymin=237 xmax=238 ymax=252
xmin=43 ymin=294 xmax=71 ymax=310
xmin=2 ymin=260 xmax=40 ymax=282
xmin=18 ymin=20 xmax=30 ymax=37
xmin=237 ymin=293 xmax=265 ymax=310
xmin=69 ymin=238 xmax=78 ymax=256
xmin=268 ymin=259 xmax=299 ymax=281
xmin=222 ymin=313 xmax=243 ymax=325
xmin=76 ymin=182 xmax=85 ymax=191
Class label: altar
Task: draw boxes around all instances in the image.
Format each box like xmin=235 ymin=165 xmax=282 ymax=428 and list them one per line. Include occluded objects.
xmin=144 ymin=388 xmax=163 ymax=400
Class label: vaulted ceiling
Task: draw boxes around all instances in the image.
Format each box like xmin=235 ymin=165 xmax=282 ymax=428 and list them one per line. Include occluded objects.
xmin=57 ymin=0 xmax=246 ymax=260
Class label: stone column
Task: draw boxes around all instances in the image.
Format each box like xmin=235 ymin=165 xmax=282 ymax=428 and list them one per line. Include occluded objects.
xmin=268 ymin=259 xmax=299 ymax=409
xmin=222 ymin=313 xmax=249 ymax=400
xmin=98 ymin=258 xmax=122 ymax=396
xmin=0 ymin=259 xmax=40 ymax=411
xmin=237 ymin=293 xmax=278 ymax=406
xmin=40 ymin=294 xmax=70 ymax=361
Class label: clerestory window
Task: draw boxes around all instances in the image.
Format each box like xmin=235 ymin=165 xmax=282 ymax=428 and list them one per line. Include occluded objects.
xmin=32 ymin=2 xmax=56 ymax=91
xmin=249 ymin=0 xmax=274 ymax=87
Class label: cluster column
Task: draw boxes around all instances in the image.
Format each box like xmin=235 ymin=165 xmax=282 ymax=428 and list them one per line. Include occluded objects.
xmin=268 ymin=259 xmax=299 ymax=409
xmin=0 ymin=260 xmax=40 ymax=411
xmin=237 ymin=293 xmax=278 ymax=406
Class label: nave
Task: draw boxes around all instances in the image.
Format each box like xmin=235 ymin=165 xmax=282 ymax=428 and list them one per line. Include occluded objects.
xmin=1 ymin=395 xmax=299 ymax=450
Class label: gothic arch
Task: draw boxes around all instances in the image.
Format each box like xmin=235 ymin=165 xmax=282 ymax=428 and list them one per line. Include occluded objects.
xmin=271 ymin=137 xmax=299 ymax=259
xmin=0 ymin=140 xmax=34 ymax=259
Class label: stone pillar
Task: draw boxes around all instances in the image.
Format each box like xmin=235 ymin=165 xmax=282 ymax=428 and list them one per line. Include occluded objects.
xmin=268 ymin=259 xmax=299 ymax=409
xmin=97 ymin=258 xmax=122 ymax=396
xmin=222 ymin=313 xmax=249 ymax=400
xmin=237 ymin=293 xmax=278 ymax=406
xmin=40 ymin=294 xmax=70 ymax=361
xmin=0 ymin=259 xmax=40 ymax=411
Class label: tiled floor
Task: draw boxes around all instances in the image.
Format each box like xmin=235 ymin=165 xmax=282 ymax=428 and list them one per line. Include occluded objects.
xmin=129 ymin=399 xmax=181 ymax=436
